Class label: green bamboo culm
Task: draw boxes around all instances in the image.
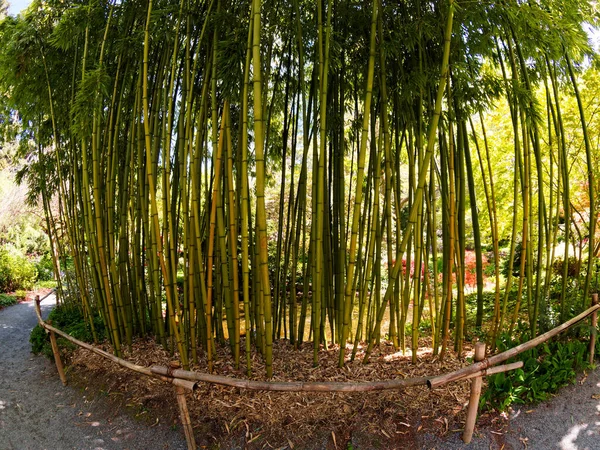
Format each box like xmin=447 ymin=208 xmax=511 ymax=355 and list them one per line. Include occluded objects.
xmin=251 ymin=0 xmax=274 ymax=378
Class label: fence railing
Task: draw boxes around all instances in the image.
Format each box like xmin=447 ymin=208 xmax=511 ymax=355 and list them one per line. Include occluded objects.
xmin=34 ymin=293 xmax=599 ymax=449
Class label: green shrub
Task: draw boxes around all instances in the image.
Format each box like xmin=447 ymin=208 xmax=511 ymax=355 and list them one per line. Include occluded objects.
xmin=35 ymin=280 xmax=58 ymax=289
xmin=481 ymin=332 xmax=591 ymax=411
xmin=30 ymin=305 xmax=106 ymax=359
xmin=29 ymin=323 xmax=52 ymax=357
xmin=0 ymin=245 xmax=37 ymax=292
xmin=35 ymin=253 xmax=55 ymax=282
xmin=0 ymin=293 xmax=17 ymax=308
xmin=552 ymin=257 xmax=581 ymax=278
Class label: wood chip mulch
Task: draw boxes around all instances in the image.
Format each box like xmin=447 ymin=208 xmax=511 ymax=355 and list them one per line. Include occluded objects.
xmin=67 ymin=337 xmax=501 ymax=449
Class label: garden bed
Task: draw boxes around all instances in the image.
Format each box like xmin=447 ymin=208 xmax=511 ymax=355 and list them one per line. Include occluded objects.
xmin=65 ymin=337 xmax=509 ymax=449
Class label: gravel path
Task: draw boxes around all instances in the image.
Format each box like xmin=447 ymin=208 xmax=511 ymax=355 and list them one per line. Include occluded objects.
xmin=420 ymin=367 xmax=600 ymax=450
xmin=1 ymin=297 xmax=599 ymax=449
xmin=0 ymin=296 xmax=186 ymax=450
xmin=498 ymin=366 xmax=600 ymax=450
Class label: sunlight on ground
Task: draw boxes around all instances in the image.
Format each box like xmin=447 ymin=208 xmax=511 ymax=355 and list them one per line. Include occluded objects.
xmin=589 ymin=423 xmax=600 ymax=435
xmin=383 ymin=347 xmax=433 ymax=361
xmin=560 ymin=424 xmax=588 ymax=450
xmin=0 ymin=400 xmax=5 ymax=409
xmin=558 ymin=381 xmax=600 ymax=449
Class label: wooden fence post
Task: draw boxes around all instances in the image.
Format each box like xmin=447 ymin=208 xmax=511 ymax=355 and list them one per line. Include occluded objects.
xmin=590 ymin=294 xmax=598 ymax=365
xmin=169 ymin=361 xmax=196 ymax=450
xmin=34 ymin=295 xmax=42 ymax=321
xmin=175 ymin=385 xmax=196 ymax=450
xmin=462 ymin=342 xmax=485 ymax=443
xmin=48 ymin=319 xmax=67 ymax=386
xmin=36 ymin=295 xmax=67 ymax=386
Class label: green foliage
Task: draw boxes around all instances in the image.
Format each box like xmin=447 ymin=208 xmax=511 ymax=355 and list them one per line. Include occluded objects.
xmin=30 ymin=305 xmax=105 ymax=359
xmin=29 ymin=323 xmax=51 ymax=357
xmin=500 ymin=240 xmax=523 ymax=278
xmin=35 ymin=253 xmax=54 ymax=281
xmin=465 ymin=288 xmax=518 ymax=326
xmin=0 ymin=244 xmax=37 ymax=291
xmin=35 ymin=279 xmax=58 ymax=289
xmin=406 ymin=317 xmax=433 ymax=337
xmin=551 ymin=257 xmax=582 ymax=278
xmin=481 ymin=332 xmax=592 ymax=411
xmin=483 ymin=259 xmax=496 ymax=278
xmin=0 ymin=292 xmax=17 ymax=308
xmin=0 ymin=167 xmax=50 ymax=256
xmin=3 ymin=221 xmax=48 ymax=255
xmin=1 ymin=0 xmax=598 ymax=379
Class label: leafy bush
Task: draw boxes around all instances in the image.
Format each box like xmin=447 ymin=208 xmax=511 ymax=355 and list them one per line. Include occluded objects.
xmin=481 ymin=332 xmax=591 ymax=411
xmin=551 ymin=257 xmax=581 ymax=278
xmin=36 ymin=280 xmax=58 ymax=289
xmin=0 ymin=293 xmax=17 ymax=308
xmin=483 ymin=260 xmax=496 ymax=278
xmin=3 ymin=219 xmax=49 ymax=257
xmin=30 ymin=305 xmax=106 ymax=359
xmin=465 ymin=287 xmax=519 ymax=326
xmin=35 ymin=253 xmax=55 ymax=282
xmin=29 ymin=323 xmax=53 ymax=358
xmin=0 ymin=245 xmax=37 ymax=292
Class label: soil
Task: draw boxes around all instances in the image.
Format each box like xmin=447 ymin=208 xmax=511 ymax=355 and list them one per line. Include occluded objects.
xmin=1 ymin=295 xmax=599 ymax=449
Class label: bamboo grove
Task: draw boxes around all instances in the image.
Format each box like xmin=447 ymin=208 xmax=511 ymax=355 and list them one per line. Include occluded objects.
xmin=0 ymin=0 xmax=598 ymax=377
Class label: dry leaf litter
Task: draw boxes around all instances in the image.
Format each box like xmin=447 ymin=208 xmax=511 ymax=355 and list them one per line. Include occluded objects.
xmin=67 ymin=337 xmax=506 ymax=448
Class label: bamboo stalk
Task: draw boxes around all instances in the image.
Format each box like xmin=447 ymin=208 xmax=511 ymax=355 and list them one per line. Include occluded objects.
xmin=340 ymin=0 xmax=378 ymax=367
xmin=462 ymin=361 xmax=523 ymax=380
xmin=462 ymin=342 xmax=485 ymax=443
xmin=12 ymin=0 xmax=600 ymax=398
xmin=590 ymin=294 xmax=598 ymax=364
xmin=251 ymin=0 xmax=274 ymax=377
xmin=151 ymin=365 xmax=426 ymax=392
xmin=364 ymin=0 xmax=455 ymax=363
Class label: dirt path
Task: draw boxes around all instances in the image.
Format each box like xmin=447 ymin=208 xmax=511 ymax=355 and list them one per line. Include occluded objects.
xmin=0 ymin=296 xmax=186 ymax=450
xmin=1 ymin=297 xmax=599 ymax=450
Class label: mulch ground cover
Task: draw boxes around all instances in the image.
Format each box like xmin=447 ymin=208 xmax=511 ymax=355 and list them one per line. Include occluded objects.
xmin=64 ymin=337 xmax=508 ymax=449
